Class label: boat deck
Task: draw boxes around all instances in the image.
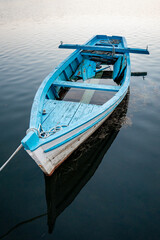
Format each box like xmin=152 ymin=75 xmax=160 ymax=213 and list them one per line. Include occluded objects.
xmin=42 ymin=70 xmax=121 ymax=131
xmin=42 ymin=100 xmax=100 ymax=131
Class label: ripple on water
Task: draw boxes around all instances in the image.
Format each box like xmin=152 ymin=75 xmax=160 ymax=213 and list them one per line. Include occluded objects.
xmin=0 ymin=1 xmax=160 ymax=239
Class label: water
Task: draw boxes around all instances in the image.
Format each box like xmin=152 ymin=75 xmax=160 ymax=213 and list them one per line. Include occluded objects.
xmin=0 ymin=0 xmax=160 ymax=239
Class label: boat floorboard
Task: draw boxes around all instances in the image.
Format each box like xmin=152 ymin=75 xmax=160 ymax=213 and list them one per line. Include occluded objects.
xmin=42 ymin=99 xmax=100 ymax=131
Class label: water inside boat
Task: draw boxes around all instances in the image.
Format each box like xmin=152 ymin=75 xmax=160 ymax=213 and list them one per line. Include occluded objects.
xmin=60 ymin=68 xmax=118 ymax=105
xmin=41 ymin=37 xmax=127 ymax=132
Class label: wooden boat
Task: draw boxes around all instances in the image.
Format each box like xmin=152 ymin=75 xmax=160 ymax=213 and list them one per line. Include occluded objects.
xmin=21 ymin=35 xmax=149 ymax=175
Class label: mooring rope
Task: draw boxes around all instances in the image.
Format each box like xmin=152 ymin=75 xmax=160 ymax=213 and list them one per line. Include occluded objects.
xmin=26 ymin=124 xmax=68 ymax=139
xmin=107 ymin=37 xmax=118 ymax=56
xmin=0 ymin=124 xmax=68 ymax=172
xmin=0 ymin=144 xmax=23 ymax=172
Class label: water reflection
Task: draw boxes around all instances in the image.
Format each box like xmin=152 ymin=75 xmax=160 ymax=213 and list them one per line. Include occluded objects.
xmin=44 ymin=90 xmax=130 ymax=233
xmin=0 ymin=90 xmax=129 ymax=239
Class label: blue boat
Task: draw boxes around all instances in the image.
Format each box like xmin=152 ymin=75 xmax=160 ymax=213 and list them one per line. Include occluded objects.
xmin=21 ymin=35 xmax=149 ymax=175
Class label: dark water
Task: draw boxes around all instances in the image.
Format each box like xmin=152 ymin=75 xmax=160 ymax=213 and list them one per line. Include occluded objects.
xmin=0 ymin=1 xmax=160 ymax=239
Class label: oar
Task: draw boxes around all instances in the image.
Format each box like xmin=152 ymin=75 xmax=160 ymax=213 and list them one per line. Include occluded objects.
xmin=59 ymin=44 xmax=149 ymax=55
xmin=94 ymin=71 xmax=147 ymax=79
xmin=131 ymin=72 xmax=147 ymax=77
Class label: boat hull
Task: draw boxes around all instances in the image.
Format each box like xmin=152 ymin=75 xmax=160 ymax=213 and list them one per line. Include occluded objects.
xmin=26 ymin=89 xmax=128 ymax=175
xmin=21 ymin=35 xmax=132 ymax=175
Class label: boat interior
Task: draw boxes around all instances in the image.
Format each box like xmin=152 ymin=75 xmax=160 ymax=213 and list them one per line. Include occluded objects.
xmin=40 ymin=36 xmax=127 ymax=132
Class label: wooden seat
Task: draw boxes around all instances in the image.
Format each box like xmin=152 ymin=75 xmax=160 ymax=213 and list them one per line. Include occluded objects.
xmin=53 ymin=79 xmax=120 ymax=92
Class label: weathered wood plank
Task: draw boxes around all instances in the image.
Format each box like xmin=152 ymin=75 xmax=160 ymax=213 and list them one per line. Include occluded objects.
xmin=57 ymin=102 xmax=81 ymax=126
xmin=42 ymin=99 xmax=100 ymax=129
xmin=73 ymin=59 xmax=96 ymax=80
xmin=53 ymin=80 xmax=120 ymax=92
xmin=42 ymin=101 xmax=72 ymax=130
xmin=42 ymin=99 xmax=57 ymax=123
xmin=70 ymin=103 xmax=100 ymax=125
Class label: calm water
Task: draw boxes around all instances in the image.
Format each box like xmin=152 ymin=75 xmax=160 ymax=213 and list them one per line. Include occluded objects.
xmin=0 ymin=0 xmax=160 ymax=239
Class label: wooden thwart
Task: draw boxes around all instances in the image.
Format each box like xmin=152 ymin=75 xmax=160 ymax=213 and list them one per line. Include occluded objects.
xmin=53 ymin=79 xmax=120 ymax=92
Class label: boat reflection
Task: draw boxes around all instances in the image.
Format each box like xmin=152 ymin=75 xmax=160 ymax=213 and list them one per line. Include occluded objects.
xmin=44 ymin=90 xmax=130 ymax=233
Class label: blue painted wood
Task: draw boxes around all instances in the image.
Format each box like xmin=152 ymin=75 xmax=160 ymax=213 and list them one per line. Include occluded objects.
xmin=29 ymin=50 xmax=84 ymax=129
xmin=57 ymin=102 xmax=81 ymax=126
xmin=42 ymin=100 xmax=77 ymax=131
xmin=38 ymin=36 xmax=129 ymax=150
xmin=59 ymin=44 xmax=150 ymax=55
xmin=113 ymin=55 xmax=127 ymax=81
xmin=21 ymin=131 xmax=39 ymax=151
xmin=64 ymin=65 xmax=72 ymax=79
xmin=85 ymin=60 xmax=96 ymax=79
xmin=42 ymin=100 xmax=100 ymax=131
xmin=73 ymin=59 xmax=96 ymax=80
xmin=119 ymin=55 xmax=127 ymax=76
xmin=46 ymin=85 xmax=55 ymax=99
xmin=70 ymin=103 xmax=100 ymax=125
xmin=44 ymin=92 xmax=126 ymax=153
xmin=22 ymin=35 xmax=134 ymax=153
xmin=69 ymin=64 xmax=74 ymax=73
xmin=71 ymin=60 xmax=78 ymax=72
xmin=53 ymin=80 xmax=120 ymax=92
xmin=113 ymin=56 xmax=123 ymax=80
xmin=41 ymin=99 xmax=58 ymax=123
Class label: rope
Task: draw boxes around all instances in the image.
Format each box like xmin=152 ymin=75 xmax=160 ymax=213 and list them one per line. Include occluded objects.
xmin=112 ymin=45 xmax=115 ymax=56
xmin=0 ymin=124 xmax=67 ymax=172
xmin=26 ymin=124 xmax=68 ymax=139
xmin=0 ymin=144 xmax=23 ymax=172
xmin=107 ymin=37 xmax=116 ymax=56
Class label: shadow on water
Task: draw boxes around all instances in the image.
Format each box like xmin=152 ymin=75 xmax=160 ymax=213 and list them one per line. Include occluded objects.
xmin=45 ymin=90 xmax=130 ymax=234
xmin=0 ymin=90 xmax=130 ymax=239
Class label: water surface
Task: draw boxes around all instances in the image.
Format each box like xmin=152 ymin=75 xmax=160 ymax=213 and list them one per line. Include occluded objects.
xmin=0 ymin=0 xmax=160 ymax=239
